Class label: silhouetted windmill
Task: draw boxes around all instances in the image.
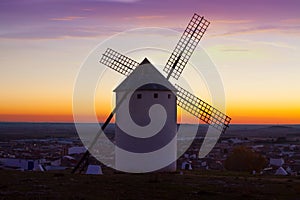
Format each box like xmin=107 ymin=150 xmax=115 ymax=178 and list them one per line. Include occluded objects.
xmin=72 ymin=13 xmax=231 ymax=174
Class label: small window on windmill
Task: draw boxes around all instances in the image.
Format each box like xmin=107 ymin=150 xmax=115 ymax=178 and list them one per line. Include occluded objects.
xmin=137 ymin=94 xmax=142 ymax=99
xmin=168 ymin=94 xmax=171 ymax=99
xmin=154 ymin=93 xmax=158 ymax=98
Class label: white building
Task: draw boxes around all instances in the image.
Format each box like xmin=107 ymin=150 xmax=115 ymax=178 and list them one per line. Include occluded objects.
xmin=270 ymin=158 xmax=285 ymax=167
xmin=114 ymin=58 xmax=178 ymax=173
xmin=181 ymin=161 xmax=192 ymax=170
xmin=86 ymin=165 xmax=103 ymax=175
xmin=68 ymin=146 xmax=86 ymax=155
xmin=0 ymin=158 xmax=44 ymax=171
xmin=275 ymin=167 xmax=288 ymax=176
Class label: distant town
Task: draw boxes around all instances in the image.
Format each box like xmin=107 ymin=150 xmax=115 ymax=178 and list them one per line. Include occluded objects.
xmin=0 ymin=123 xmax=299 ymax=176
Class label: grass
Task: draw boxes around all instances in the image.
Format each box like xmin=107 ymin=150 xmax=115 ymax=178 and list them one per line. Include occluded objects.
xmin=0 ymin=169 xmax=299 ymax=200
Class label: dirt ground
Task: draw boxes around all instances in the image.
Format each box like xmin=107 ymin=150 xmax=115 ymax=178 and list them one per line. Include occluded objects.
xmin=0 ymin=169 xmax=299 ymax=200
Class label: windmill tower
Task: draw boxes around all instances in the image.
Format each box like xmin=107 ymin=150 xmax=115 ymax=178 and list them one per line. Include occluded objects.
xmin=114 ymin=58 xmax=178 ymax=172
xmin=72 ymin=13 xmax=231 ymax=174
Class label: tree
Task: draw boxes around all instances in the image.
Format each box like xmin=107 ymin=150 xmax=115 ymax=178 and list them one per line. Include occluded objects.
xmin=225 ymin=146 xmax=267 ymax=172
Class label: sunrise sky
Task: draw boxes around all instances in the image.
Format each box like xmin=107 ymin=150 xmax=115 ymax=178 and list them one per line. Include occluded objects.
xmin=0 ymin=0 xmax=300 ymax=124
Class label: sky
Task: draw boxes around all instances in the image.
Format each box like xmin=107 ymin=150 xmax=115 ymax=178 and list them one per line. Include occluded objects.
xmin=0 ymin=0 xmax=300 ymax=124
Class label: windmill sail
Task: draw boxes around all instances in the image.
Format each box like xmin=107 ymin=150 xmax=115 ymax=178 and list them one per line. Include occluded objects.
xmin=100 ymin=48 xmax=139 ymax=76
xmin=73 ymin=13 xmax=229 ymax=174
xmin=175 ymin=84 xmax=231 ymax=133
xmin=99 ymin=49 xmax=231 ymax=133
xmin=164 ymin=13 xmax=210 ymax=80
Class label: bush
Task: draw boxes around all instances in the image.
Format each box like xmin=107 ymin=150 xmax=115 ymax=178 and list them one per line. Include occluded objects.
xmin=225 ymin=146 xmax=267 ymax=172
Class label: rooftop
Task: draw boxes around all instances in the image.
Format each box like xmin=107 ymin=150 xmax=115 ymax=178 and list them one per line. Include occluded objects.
xmin=114 ymin=58 xmax=177 ymax=92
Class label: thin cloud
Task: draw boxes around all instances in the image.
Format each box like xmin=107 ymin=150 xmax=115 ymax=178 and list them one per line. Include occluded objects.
xmin=93 ymin=0 xmax=141 ymax=2
xmin=212 ymin=19 xmax=253 ymax=24
xmin=82 ymin=8 xmax=94 ymax=12
xmin=211 ymin=25 xmax=300 ymax=37
xmin=50 ymin=16 xmax=86 ymax=21
xmin=0 ymin=24 xmax=133 ymax=40
xmin=123 ymin=15 xmax=166 ymax=21
xmin=219 ymin=37 xmax=296 ymax=50
xmin=136 ymin=15 xmax=165 ymax=20
xmin=280 ymin=18 xmax=300 ymax=24
xmin=221 ymin=48 xmax=249 ymax=52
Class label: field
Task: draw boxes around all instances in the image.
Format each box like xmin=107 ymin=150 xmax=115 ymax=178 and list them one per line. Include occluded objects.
xmin=0 ymin=170 xmax=300 ymax=200
xmin=0 ymin=123 xmax=300 ymax=199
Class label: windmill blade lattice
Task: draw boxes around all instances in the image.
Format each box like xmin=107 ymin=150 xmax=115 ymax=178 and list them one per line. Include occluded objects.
xmin=99 ymin=48 xmax=231 ymax=133
xmin=164 ymin=13 xmax=210 ymax=80
xmin=73 ymin=13 xmax=230 ymax=174
xmin=100 ymin=48 xmax=139 ymax=76
xmin=175 ymin=84 xmax=231 ymax=133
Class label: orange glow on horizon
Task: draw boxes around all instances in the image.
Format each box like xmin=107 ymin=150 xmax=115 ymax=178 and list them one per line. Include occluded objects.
xmin=0 ymin=111 xmax=299 ymax=124
xmin=1 ymin=92 xmax=299 ymax=124
xmin=0 ymin=114 xmax=74 ymax=123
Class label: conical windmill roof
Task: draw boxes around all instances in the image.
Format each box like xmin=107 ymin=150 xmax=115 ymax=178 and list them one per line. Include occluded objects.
xmin=114 ymin=58 xmax=177 ymax=92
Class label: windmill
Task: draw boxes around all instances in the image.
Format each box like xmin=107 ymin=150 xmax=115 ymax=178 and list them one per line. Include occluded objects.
xmin=72 ymin=13 xmax=231 ymax=174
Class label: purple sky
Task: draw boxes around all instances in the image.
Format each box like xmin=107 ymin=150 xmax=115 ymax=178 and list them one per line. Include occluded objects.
xmin=1 ymin=0 xmax=300 ymax=39
xmin=1 ymin=0 xmax=300 ymax=123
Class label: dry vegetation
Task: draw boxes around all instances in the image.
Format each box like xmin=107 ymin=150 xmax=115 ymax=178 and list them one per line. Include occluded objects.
xmin=0 ymin=169 xmax=299 ymax=200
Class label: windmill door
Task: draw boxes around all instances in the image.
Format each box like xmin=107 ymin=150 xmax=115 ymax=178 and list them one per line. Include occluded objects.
xmin=28 ymin=160 xmax=34 ymax=170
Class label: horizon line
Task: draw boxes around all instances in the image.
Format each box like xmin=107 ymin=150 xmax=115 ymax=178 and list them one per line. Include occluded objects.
xmin=0 ymin=121 xmax=299 ymax=126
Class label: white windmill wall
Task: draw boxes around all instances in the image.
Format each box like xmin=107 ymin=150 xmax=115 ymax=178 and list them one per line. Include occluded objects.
xmin=115 ymin=89 xmax=177 ymax=172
